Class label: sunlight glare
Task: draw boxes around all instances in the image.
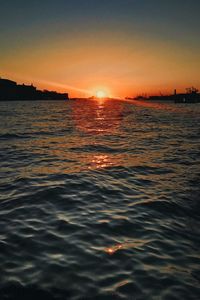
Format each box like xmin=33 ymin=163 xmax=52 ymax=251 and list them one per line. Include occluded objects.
xmin=96 ymin=90 xmax=106 ymax=99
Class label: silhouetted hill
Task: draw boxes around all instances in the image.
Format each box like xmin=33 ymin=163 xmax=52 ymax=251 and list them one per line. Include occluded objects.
xmin=0 ymin=78 xmax=68 ymax=101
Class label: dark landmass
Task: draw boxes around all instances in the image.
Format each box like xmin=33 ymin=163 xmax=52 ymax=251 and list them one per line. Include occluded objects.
xmin=0 ymin=77 xmax=68 ymax=101
xmin=128 ymin=87 xmax=200 ymax=103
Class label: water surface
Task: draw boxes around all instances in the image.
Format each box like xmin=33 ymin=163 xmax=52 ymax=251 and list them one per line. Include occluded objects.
xmin=0 ymin=99 xmax=200 ymax=299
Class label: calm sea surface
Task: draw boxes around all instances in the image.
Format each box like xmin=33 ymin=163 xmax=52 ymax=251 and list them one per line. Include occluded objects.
xmin=0 ymin=99 xmax=200 ymax=300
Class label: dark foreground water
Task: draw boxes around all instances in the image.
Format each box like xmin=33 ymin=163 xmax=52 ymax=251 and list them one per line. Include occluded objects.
xmin=0 ymin=99 xmax=200 ymax=300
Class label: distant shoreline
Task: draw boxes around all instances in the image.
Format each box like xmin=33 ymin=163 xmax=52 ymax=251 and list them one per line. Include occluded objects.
xmin=0 ymin=77 xmax=69 ymax=101
xmin=127 ymin=87 xmax=200 ymax=104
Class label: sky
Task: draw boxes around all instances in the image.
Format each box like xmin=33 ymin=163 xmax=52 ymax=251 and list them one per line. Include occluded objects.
xmin=0 ymin=0 xmax=200 ymax=97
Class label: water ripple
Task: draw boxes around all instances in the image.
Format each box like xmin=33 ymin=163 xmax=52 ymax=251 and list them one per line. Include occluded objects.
xmin=0 ymin=100 xmax=200 ymax=299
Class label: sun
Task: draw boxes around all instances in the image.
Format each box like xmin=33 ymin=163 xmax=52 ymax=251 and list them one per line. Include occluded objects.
xmin=96 ymin=90 xmax=106 ymax=99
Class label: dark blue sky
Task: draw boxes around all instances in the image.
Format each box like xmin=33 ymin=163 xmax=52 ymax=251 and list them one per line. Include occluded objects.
xmin=1 ymin=0 xmax=200 ymax=96
xmin=1 ymin=0 xmax=200 ymax=42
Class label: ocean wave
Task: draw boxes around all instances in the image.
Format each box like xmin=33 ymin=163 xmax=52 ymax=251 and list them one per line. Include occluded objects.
xmin=0 ymin=100 xmax=199 ymax=299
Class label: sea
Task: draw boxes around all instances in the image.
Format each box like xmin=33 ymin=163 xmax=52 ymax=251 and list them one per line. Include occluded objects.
xmin=0 ymin=99 xmax=200 ymax=300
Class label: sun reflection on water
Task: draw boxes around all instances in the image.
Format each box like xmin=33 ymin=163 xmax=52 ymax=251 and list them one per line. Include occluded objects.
xmin=105 ymin=244 xmax=123 ymax=255
xmin=105 ymin=239 xmax=152 ymax=255
xmin=71 ymin=98 xmax=123 ymax=135
xmin=89 ymin=154 xmax=112 ymax=169
xmin=70 ymin=98 xmax=125 ymax=170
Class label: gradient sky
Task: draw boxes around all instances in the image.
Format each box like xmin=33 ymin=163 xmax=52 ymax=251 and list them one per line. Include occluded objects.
xmin=1 ymin=0 xmax=200 ymax=97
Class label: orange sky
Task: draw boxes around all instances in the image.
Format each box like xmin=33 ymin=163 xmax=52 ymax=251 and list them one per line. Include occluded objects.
xmin=1 ymin=1 xmax=200 ymax=98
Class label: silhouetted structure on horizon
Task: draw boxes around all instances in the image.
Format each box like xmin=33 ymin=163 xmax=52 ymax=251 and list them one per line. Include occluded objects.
xmin=128 ymin=87 xmax=200 ymax=103
xmin=0 ymin=78 xmax=69 ymax=101
xmin=148 ymin=87 xmax=200 ymax=103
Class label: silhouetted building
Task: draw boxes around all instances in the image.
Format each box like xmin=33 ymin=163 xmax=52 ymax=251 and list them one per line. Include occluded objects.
xmin=0 ymin=78 xmax=17 ymax=87
xmin=0 ymin=77 xmax=69 ymax=101
xmin=148 ymin=87 xmax=200 ymax=103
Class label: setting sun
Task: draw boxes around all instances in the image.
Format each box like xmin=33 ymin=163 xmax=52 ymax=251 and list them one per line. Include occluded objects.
xmin=96 ymin=90 xmax=106 ymax=98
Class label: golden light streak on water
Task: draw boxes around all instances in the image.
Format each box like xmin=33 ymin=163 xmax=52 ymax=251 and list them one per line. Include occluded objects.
xmin=105 ymin=240 xmax=153 ymax=255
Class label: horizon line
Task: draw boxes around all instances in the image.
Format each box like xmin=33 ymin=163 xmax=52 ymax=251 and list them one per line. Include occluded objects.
xmin=1 ymin=75 xmax=199 ymax=98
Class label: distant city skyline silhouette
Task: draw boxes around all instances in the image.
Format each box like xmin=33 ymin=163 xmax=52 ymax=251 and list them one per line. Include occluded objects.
xmin=1 ymin=76 xmax=200 ymax=103
xmin=0 ymin=77 xmax=68 ymax=101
